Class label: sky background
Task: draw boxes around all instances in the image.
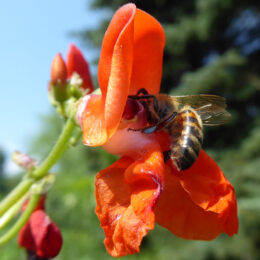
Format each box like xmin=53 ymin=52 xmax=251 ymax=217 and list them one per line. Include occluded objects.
xmin=0 ymin=0 xmax=103 ymax=174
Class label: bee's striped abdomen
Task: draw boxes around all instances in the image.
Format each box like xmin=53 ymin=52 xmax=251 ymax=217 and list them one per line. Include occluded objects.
xmin=169 ymin=108 xmax=203 ymax=171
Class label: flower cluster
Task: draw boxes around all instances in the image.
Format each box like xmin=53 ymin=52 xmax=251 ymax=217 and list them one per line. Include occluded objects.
xmin=50 ymin=43 xmax=93 ymax=93
xmin=49 ymin=44 xmax=94 ymax=119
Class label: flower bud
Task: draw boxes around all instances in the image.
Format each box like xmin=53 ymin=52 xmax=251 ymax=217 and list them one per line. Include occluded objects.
xmin=18 ymin=196 xmax=63 ymax=259
xmin=50 ymin=53 xmax=67 ymax=85
xmin=12 ymin=151 xmax=37 ymax=171
xmin=49 ymin=53 xmax=68 ymax=102
xmin=67 ymin=44 xmax=94 ymax=92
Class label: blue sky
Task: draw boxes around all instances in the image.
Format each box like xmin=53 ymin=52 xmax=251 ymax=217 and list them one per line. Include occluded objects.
xmin=0 ymin=0 xmax=104 ymax=173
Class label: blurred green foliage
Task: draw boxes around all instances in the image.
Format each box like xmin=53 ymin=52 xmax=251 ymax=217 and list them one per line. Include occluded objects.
xmin=1 ymin=0 xmax=260 ymax=259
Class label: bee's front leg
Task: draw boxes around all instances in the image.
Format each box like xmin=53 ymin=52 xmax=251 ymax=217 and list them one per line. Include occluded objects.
xmin=128 ymin=90 xmax=159 ymax=113
xmin=128 ymin=112 xmax=177 ymax=134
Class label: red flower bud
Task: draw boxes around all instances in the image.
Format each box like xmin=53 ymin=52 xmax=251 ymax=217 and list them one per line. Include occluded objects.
xmin=50 ymin=53 xmax=67 ymax=85
xmin=18 ymin=197 xmax=62 ymax=259
xmin=67 ymin=44 xmax=94 ymax=92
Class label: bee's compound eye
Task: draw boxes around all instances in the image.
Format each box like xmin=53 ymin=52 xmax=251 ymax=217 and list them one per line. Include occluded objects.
xmin=122 ymin=98 xmax=143 ymax=120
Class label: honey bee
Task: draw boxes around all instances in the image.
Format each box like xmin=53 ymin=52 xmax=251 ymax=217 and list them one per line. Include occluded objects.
xmin=128 ymin=88 xmax=230 ymax=171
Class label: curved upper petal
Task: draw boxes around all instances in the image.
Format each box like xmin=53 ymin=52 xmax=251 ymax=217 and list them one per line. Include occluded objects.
xmin=81 ymin=4 xmax=165 ymax=146
xmin=95 ymin=147 xmax=164 ymax=257
xmin=98 ymin=3 xmax=136 ymax=139
xmin=129 ymin=8 xmax=165 ymax=95
xmin=81 ymin=4 xmax=135 ymax=146
xmin=98 ymin=4 xmax=165 ymax=96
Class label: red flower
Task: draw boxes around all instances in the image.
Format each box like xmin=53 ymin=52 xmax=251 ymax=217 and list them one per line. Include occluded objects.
xmin=18 ymin=196 xmax=62 ymax=259
xmin=78 ymin=3 xmax=238 ymax=257
xmin=50 ymin=44 xmax=94 ymax=92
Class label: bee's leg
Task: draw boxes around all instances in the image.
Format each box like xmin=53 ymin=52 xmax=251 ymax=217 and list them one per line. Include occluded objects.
xmin=128 ymin=91 xmax=159 ymax=112
xmin=163 ymin=150 xmax=171 ymax=163
xmin=128 ymin=125 xmax=157 ymax=134
xmin=128 ymin=112 xmax=177 ymax=134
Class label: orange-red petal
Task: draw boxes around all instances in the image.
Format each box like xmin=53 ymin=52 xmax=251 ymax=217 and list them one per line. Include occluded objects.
xmin=155 ymin=150 xmax=238 ymax=240
xmin=80 ymin=95 xmax=108 ymax=146
xmin=155 ymin=167 xmax=224 ymax=240
xmin=129 ymin=8 xmax=165 ymax=95
xmin=95 ymin=147 xmax=164 ymax=257
xmin=95 ymin=157 xmax=147 ymax=257
xmin=83 ymin=4 xmax=165 ymax=146
xmin=98 ymin=4 xmax=135 ymax=139
xmin=98 ymin=3 xmax=135 ymax=98
xmin=82 ymin=4 xmax=135 ymax=146
xmin=176 ymin=150 xmax=238 ymax=236
xmin=124 ymin=145 xmax=165 ymax=227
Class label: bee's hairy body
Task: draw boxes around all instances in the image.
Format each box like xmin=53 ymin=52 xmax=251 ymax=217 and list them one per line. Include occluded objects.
xmin=167 ymin=106 xmax=203 ymax=171
xmin=143 ymin=94 xmax=203 ymax=171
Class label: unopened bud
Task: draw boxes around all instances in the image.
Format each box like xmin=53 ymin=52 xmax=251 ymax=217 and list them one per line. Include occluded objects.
xmin=49 ymin=54 xmax=68 ymax=102
xmin=50 ymin=53 xmax=67 ymax=85
xmin=12 ymin=151 xmax=37 ymax=170
xmin=67 ymin=44 xmax=94 ymax=92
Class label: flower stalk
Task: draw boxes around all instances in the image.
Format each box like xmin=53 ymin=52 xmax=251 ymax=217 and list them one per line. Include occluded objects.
xmin=0 ymin=193 xmax=41 ymax=246
xmin=0 ymin=178 xmax=34 ymax=218
xmin=0 ymin=193 xmax=28 ymax=229
xmin=0 ymin=118 xmax=76 ymax=246
xmin=30 ymin=118 xmax=75 ymax=180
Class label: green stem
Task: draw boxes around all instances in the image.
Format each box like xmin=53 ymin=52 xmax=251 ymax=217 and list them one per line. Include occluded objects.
xmin=0 ymin=178 xmax=33 ymax=217
xmin=32 ymin=118 xmax=75 ymax=179
xmin=0 ymin=118 xmax=76 ymax=217
xmin=0 ymin=194 xmax=40 ymax=246
xmin=0 ymin=193 xmax=28 ymax=229
xmin=69 ymin=127 xmax=82 ymax=146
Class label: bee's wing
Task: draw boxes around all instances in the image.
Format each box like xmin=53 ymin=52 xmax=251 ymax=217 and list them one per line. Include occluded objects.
xmin=170 ymin=94 xmax=231 ymax=126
